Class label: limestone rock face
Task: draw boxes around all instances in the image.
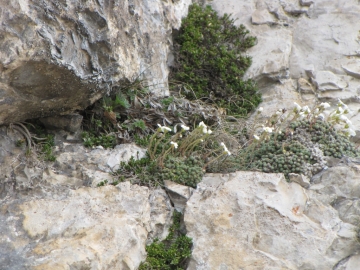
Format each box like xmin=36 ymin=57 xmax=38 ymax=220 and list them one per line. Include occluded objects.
xmin=184 ymin=171 xmax=360 ymax=270
xmin=0 ymin=0 xmax=191 ymax=125
xmin=204 ymin=0 xmax=360 ymax=131
xmin=0 ymin=182 xmax=150 ymax=269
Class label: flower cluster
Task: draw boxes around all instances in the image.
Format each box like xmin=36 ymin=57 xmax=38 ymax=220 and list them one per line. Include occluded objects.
xmin=149 ymin=121 xmax=231 ymax=172
xmin=157 ymin=124 xmax=172 ymax=133
xmin=245 ymin=100 xmax=359 ymax=180
xmin=254 ymin=100 xmax=356 ymax=140
xmin=198 ymin=121 xmax=212 ymax=134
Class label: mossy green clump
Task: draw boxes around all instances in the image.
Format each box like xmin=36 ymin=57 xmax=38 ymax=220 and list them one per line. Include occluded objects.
xmin=139 ymin=211 xmax=192 ymax=270
xmin=243 ymin=119 xmax=359 ymax=180
xmin=117 ymin=154 xmax=204 ymax=188
xmin=289 ymin=120 xmax=358 ymax=158
xmin=248 ymin=140 xmax=313 ymax=179
xmin=159 ymin=156 xmax=204 ymax=188
xmin=172 ymin=4 xmax=261 ymax=116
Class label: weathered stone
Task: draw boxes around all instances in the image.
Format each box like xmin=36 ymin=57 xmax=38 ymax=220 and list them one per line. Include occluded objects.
xmin=290 ymin=8 xmax=360 ymax=79
xmin=280 ymin=0 xmax=309 ymax=15
xmin=312 ymin=71 xmax=348 ymax=91
xmin=342 ymin=62 xmax=360 ymax=79
xmin=300 ymin=0 xmax=314 ymax=6
xmin=147 ymin=188 xmax=173 ymax=244
xmin=164 ymin=180 xmax=194 ymax=213
xmin=245 ymin=27 xmax=292 ymax=82
xmin=298 ymin=77 xmax=315 ymax=93
xmin=251 ymin=9 xmax=276 ymax=25
xmin=39 ymin=114 xmax=83 ymax=133
xmin=54 ymin=143 xmax=146 ymax=178
xmin=255 ymin=79 xmax=305 ymax=117
xmin=308 ymin=165 xmax=360 ymax=225
xmin=337 ymin=254 xmax=360 ymax=270
xmin=0 ymin=183 xmax=150 ymax=269
xmin=0 ymin=0 xmax=191 ymax=125
xmin=185 ymin=171 xmax=359 ymax=269
xmin=288 ymin=173 xmax=310 ymax=188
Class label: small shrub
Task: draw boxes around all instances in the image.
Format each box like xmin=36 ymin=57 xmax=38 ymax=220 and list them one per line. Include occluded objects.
xmin=171 ymin=4 xmax=261 ymax=116
xmin=81 ymin=131 xmax=116 ymax=149
xmin=139 ymin=211 xmax=192 ymax=270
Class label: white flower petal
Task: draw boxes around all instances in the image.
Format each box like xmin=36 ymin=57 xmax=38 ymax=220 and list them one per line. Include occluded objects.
xmin=170 ymin=141 xmax=178 ymax=149
xmin=320 ymin=102 xmax=331 ymax=109
xmin=181 ymin=124 xmax=190 ymax=131
xmin=294 ymin=102 xmax=301 ymax=111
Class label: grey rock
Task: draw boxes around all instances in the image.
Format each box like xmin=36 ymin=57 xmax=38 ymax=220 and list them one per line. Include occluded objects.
xmin=0 ymin=183 xmax=151 ymax=270
xmin=0 ymin=0 xmax=191 ymax=125
xmin=312 ymin=71 xmax=348 ymax=91
xmin=342 ymin=62 xmax=360 ymax=79
xmin=251 ymin=9 xmax=276 ymax=25
xmin=297 ymin=77 xmax=315 ymax=94
xmin=147 ymin=188 xmax=174 ymax=244
xmin=185 ymin=171 xmax=360 ymax=269
xmin=39 ymin=114 xmax=83 ymax=133
xmin=300 ymin=0 xmax=314 ymax=6
xmin=164 ymin=180 xmax=194 ymax=213
xmin=288 ymin=173 xmax=310 ymax=188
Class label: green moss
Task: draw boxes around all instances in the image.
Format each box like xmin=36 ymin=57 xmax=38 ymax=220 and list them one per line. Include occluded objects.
xmin=171 ymin=4 xmax=261 ymax=116
xmin=139 ymin=211 xmax=192 ymax=270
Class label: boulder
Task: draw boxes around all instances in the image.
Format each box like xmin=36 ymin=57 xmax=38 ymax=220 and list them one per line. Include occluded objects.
xmin=0 ymin=183 xmax=151 ymax=269
xmin=0 ymin=0 xmax=191 ymax=125
xmin=184 ymin=171 xmax=360 ymax=269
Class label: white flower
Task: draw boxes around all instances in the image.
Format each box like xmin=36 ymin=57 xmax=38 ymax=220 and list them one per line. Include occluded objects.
xmin=302 ymin=105 xmax=310 ymax=113
xmin=220 ymin=142 xmax=231 ymax=155
xmin=347 ymin=128 xmax=356 ymax=137
xmin=198 ymin=121 xmax=206 ymax=128
xmin=199 ymin=121 xmax=208 ymax=134
xmin=157 ymin=124 xmax=171 ymax=133
xmin=207 ymin=129 xmax=213 ymax=134
xmin=200 ymin=139 xmax=204 ymax=142
xmin=263 ymin=126 xmax=273 ymax=133
xmin=278 ymin=131 xmax=282 ymax=134
xmin=319 ymin=102 xmax=331 ymax=109
xmin=181 ymin=124 xmax=190 ymax=131
xmin=340 ymin=115 xmax=352 ymax=125
xmin=258 ymin=107 xmax=263 ymax=113
xmin=294 ymin=102 xmax=302 ymax=111
xmin=254 ymin=135 xmax=260 ymax=140
xmin=299 ymin=112 xmax=305 ymax=119
xmin=337 ymin=107 xmax=344 ymax=114
xmin=170 ymin=141 xmax=178 ymax=149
